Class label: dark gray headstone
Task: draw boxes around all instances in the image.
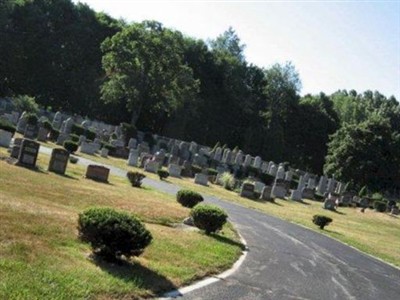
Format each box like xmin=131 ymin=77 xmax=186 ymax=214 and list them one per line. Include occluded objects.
xmin=18 ymin=139 xmax=40 ymax=168
xmin=48 ymin=148 xmax=69 ymax=174
xmin=85 ymin=165 xmax=110 ymax=183
xmin=24 ymin=124 xmax=38 ymax=140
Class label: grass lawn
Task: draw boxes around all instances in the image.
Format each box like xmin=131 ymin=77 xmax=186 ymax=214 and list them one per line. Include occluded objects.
xmin=44 ymin=144 xmax=400 ymax=268
xmin=0 ymin=147 xmax=244 ymax=299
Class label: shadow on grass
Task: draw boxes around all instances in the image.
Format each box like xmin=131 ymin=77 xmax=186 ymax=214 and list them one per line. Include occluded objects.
xmin=332 ymin=209 xmax=346 ymax=215
xmin=16 ymin=163 xmax=48 ymax=174
xmin=52 ymin=172 xmax=79 ymax=180
xmin=92 ymin=255 xmax=177 ymax=296
xmin=323 ymin=228 xmax=344 ymax=236
xmin=293 ymin=200 xmax=311 ymax=205
xmin=209 ymin=233 xmax=247 ymax=251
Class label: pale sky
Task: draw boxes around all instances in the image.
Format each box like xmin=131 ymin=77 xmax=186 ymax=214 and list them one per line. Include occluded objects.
xmin=73 ymin=0 xmax=400 ymax=100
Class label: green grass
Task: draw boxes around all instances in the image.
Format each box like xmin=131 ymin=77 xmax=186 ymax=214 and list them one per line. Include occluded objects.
xmin=48 ymin=145 xmax=400 ymax=268
xmin=0 ymin=147 xmax=243 ymax=299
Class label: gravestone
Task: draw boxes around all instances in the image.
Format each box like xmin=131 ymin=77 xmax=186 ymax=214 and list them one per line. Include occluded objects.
xmin=324 ymin=199 xmax=336 ymax=210
xmin=317 ymin=176 xmax=328 ymax=195
xmin=18 ymin=139 xmax=40 ymax=168
xmin=391 ymin=207 xmax=399 ymax=215
xmin=100 ymin=148 xmax=108 ymax=158
xmin=359 ymin=198 xmax=370 ymax=208
xmin=340 ymin=192 xmax=354 ymax=206
xmin=327 ymin=178 xmax=336 ymax=193
xmin=302 ymin=187 xmax=315 ymax=200
xmin=80 ymin=142 xmax=97 ymax=155
xmin=307 ymin=178 xmax=316 ymax=189
xmin=213 ymin=147 xmax=223 ymax=161
xmin=24 ymin=124 xmax=38 ymax=140
xmin=37 ymin=127 xmax=49 ymax=142
xmin=144 ymin=160 xmax=160 ymax=173
xmin=260 ymin=186 xmax=273 ymax=201
xmin=234 ymin=151 xmax=244 ymax=166
xmin=16 ymin=111 xmax=27 ymax=133
xmin=61 ymin=117 xmax=74 ymax=134
xmin=261 ymin=162 xmax=269 ymax=173
xmin=0 ymin=129 xmax=12 ymax=147
xmin=243 ymin=154 xmax=252 ymax=167
xmin=240 ymin=183 xmax=255 ymax=198
xmin=52 ymin=111 xmax=63 ymax=130
xmin=85 ymin=165 xmax=110 ymax=183
xmin=194 ymin=173 xmax=208 ymax=186
xmin=128 ymin=150 xmax=139 ymax=167
xmin=128 ymin=138 xmax=137 ymax=149
xmin=290 ymin=189 xmax=302 ymax=201
xmin=254 ymin=181 xmax=266 ymax=193
xmin=297 ymin=176 xmax=307 ymax=191
xmin=56 ymin=133 xmax=69 ymax=146
xmin=78 ymin=135 xmax=86 ymax=145
xmin=276 ymin=166 xmax=285 ymax=179
xmin=285 ymin=170 xmax=293 ymax=181
xmin=48 ymin=148 xmax=69 ymax=175
xmin=271 ymin=182 xmax=286 ymax=199
xmin=253 ymin=156 xmax=262 ymax=169
xmin=10 ymin=138 xmax=23 ymax=158
xmin=269 ymin=164 xmax=277 ymax=177
xmin=181 ymin=160 xmax=193 ymax=177
xmin=168 ymin=164 xmax=181 ymax=178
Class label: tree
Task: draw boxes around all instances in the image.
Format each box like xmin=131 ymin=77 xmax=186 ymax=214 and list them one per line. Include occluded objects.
xmin=101 ymin=21 xmax=199 ymax=129
xmin=324 ymin=117 xmax=400 ymax=192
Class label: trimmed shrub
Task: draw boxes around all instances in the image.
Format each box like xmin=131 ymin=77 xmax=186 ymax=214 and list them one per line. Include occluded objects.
xmin=190 ymin=204 xmax=228 ymax=234
xmin=41 ymin=120 xmax=53 ymax=131
xmin=78 ymin=207 xmax=152 ymax=261
xmin=157 ymin=169 xmax=169 ymax=180
xmin=69 ymin=156 xmax=79 ymax=164
xmin=69 ymin=134 xmax=80 ymax=143
xmin=63 ymin=140 xmax=78 ymax=153
xmin=26 ymin=113 xmax=38 ymax=125
xmin=103 ymin=143 xmax=116 ymax=152
xmin=207 ymin=168 xmax=218 ymax=176
xmin=86 ymin=129 xmax=96 ymax=141
xmin=191 ymin=165 xmax=202 ymax=175
xmin=220 ymin=172 xmax=235 ymax=190
xmin=176 ymin=189 xmax=204 ymax=208
xmin=0 ymin=119 xmax=16 ymax=134
xmin=373 ymin=201 xmax=387 ymax=212
xmin=127 ymin=171 xmax=146 ymax=187
xmin=259 ymin=173 xmax=275 ymax=185
xmin=71 ymin=124 xmax=85 ymax=136
xmin=312 ymin=215 xmax=332 ymax=230
xmin=121 ymin=122 xmax=137 ymax=146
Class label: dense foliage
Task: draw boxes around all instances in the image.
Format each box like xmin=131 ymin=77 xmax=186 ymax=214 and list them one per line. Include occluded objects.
xmin=78 ymin=207 xmax=152 ymax=260
xmin=176 ymin=189 xmax=204 ymax=208
xmin=1 ymin=0 xmax=399 ymax=193
xmin=190 ymin=204 xmax=228 ymax=234
xmin=126 ymin=171 xmax=146 ymax=187
xmin=312 ymin=215 xmax=332 ymax=230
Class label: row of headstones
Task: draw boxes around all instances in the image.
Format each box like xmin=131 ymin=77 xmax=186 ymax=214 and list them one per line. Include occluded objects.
xmin=8 ymin=137 xmax=111 ymax=183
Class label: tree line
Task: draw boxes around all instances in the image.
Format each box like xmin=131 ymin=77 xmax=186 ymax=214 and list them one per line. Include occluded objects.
xmin=1 ymin=0 xmax=399 ymax=193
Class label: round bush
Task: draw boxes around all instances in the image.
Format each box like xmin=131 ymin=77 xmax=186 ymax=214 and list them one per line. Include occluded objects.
xmin=69 ymin=133 xmax=80 ymax=143
xmin=373 ymin=200 xmax=387 ymax=212
xmin=41 ymin=120 xmax=53 ymax=131
xmin=78 ymin=207 xmax=152 ymax=260
xmin=85 ymin=129 xmax=96 ymax=141
xmin=157 ymin=169 xmax=169 ymax=180
xmin=26 ymin=113 xmax=38 ymax=125
xmin=190 ymin=204 xmax=228 ymax=234
xmin=312 ymin=215 xmax=333 ymax=230
xmin=0 ymin=119 xmax=16 ymax=134
xmin=63 ymin=140 xmax=78 ymax=153
xmin=127 ymin=171 xmax=146 ymax=187
xmin=176 ymin=189 xmax=204 ymax=208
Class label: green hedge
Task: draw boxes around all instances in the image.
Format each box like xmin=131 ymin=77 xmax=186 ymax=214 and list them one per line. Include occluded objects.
xmin=190 ymin=204 xmax=228 ymax=234
xmin=176 ymin=189 xmax=203 ymax=208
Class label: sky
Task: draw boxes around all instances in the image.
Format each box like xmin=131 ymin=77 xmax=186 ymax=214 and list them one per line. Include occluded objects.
xmin=72 ymin=0 xmax=400 ymax=100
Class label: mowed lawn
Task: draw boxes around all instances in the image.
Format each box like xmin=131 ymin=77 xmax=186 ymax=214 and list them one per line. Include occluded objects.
xmin=48 ymin=143 xmax=400 ymax=268
xmin=0 ymin=148 xmax=244 ymax=299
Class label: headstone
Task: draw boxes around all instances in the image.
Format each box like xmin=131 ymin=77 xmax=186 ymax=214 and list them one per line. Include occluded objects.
xmin=327 ymin=178 xmax=336 ymax=193
xmin=137 ymin=143 xmax=150 ymax=156
xmin=78 ymin=135 xmax=86 ymax=145
xmin=324 ymin=199 xmax=336 ymax=210
xmin=240 ymin=182 xmax=255 ymax=198
xmin=276 ymin=166 xmax=285 ymax=179
xmin=290 ymin=189 xmax=302 ymax=201
xmin=317 ymin=176 xmax=328 ymax=195
xmin=359 ymin=198 xmax=370 ymax=208
xmin=127 ymin=149 xmax=139 ymax=167
xmin=285 ymin=170 xmax=293 ymax=181
xmin=52 ymin=111 xmax=63 ymax=130
xmin=221 ymin=149 xmax=232 ymax=164
xmin=16 ymin=111 xmax=27 ymax=133
xmin=128 ymin=138 xmax=137 ymax=149
xmin=297 ymin=176 xmax=307 ymax=191
xmin=24 ymin=124 xmax=38 ymax=140
xmin=307 ymin=178 xmax=316 ymax=189
xmin=301 ymin=187 xmax=315 ymax=200
xmin=37 ymin=127 xmax=49 ymax=142
xmin=391 ymin=207 xmax=399 ymax=215
xmin=100 ymin=148 xmax=109 ymax=158
xmin=340 ymin=191 xmax=354 ymax=206
xmin=18 ymin=139 xmax=40 ymax=168
xmin=261 ymin=162 xmax=269 ymax=173
xmin=269 ymin=164 xmax=277 ymax=177
xmin=181 ymin=160 xmax=193 ymax=177
xmin=48 ymin=148 xmax=69 ymax=174
xmin=260 ymin=186 xmax=273 ymax=201
xmin=234 ymin=151 xmax=244 ymax=166
xmin=80 ymin=142 xmax=96 ymax=155
xmin=253 ymin=156 xmax=262 ymax=169
xmin=271 ymin=182 xmax=286 ymax=199
xmin=144 ymin=160 xmax=160 ymax=173
xmin=243 ymin=154 xmax=252 ymax=167
xmin=61 ymin=117 xmax=74 ymax=134
xmin=194 ymin=173 xmax=208 ymax=186
xmin=214 ymin=147 xmax=223 ymax=161
xmin=168 ymin=163 xmax=182 ymax=178
xmin=0 ymin=129 xmax=12 ymax=147
xmin=85 ymin=165 xmax=110 ymax=183
xmin=254 ymin=181 xmax=266 ymax=193
xmin=56 ymin=133 xmax=69 ymax=146
xmin=10 ymin=138 xmax=23 ymax=158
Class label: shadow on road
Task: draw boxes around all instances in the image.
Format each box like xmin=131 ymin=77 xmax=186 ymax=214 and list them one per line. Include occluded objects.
xmin=210 ymin=233 xmax=246 ymax=250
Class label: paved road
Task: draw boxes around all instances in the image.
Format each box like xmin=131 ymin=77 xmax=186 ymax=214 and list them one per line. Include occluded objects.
xmin=41 ymin=147 xmax=400 ymax=299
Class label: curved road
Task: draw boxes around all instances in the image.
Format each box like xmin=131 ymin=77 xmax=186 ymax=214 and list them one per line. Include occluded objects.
xmin=41 ymin=147 xmax=400 ymax=299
